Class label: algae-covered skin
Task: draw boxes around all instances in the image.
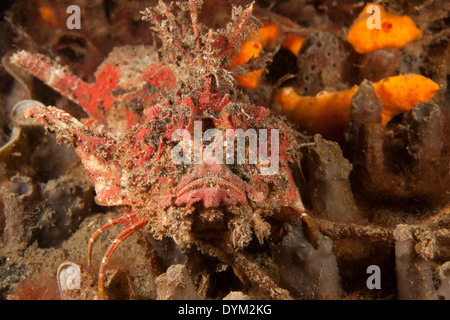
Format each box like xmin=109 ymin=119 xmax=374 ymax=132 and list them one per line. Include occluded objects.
xmin=10 ymin=0 xmax=310 ymax=299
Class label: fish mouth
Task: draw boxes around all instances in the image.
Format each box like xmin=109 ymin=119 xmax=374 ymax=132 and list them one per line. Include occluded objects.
xmin=175 ymin=164 xmax=248 ymax=208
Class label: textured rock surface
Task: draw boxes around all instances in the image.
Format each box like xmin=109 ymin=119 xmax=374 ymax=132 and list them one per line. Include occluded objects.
xmin=2 ymin=174 xmax=93 ymax=249
xmin=223 ymin=291 xmax=251 ymax=300
xmin=306 ymin=134 xmax=361 ymax=223
xmin=394 ymin=225 xmax=437 ymax=300
xmin=437 ymin=261 xmax=450 ymax=300
xmin=273 ymin=218 xmax=343 ymax=299
xmin=155 ymin=264 xmax=200 ymax=300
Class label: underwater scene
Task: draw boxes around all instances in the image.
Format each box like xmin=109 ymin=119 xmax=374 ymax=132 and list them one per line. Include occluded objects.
xmin=0 ymin=0 xmax=449 ymax=301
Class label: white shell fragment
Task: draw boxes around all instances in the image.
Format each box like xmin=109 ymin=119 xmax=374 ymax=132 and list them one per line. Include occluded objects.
xmin=57 ymin=261 xmax=82 ymax=300
xmin=0 ymin=127 xmax=21 ymax=158
xmin=0 ymin=100 xmax=47 ymax=161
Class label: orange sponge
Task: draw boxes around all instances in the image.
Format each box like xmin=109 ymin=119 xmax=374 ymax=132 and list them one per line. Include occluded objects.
xmin=232 ymin=25 xmax=305 ymax=88
xmin=275 ymin=86 xmax=359 ymax=138
xmin=39 ymin=6 xmax=62 ymax=27
xmin=347 ymin=3 xmax=421 ymax=54
xmin=281 ymin=34 xmax=306 ymax=56
xmin=372 ymin=74 xmax=440 ymax=125
xmin=232 ymin=23 xmax=278 ymax=88
xmin=275 ymin=74 xmax=439 ymax=138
